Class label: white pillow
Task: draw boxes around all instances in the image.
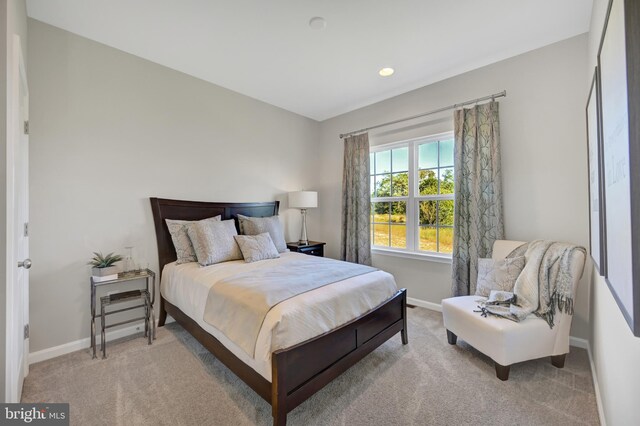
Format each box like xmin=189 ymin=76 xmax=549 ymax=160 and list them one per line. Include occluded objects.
xmin=187 ymin=219 xmax=242 ymax=266
xmin=475 ymin=256 xmax=526 ymax=297
xmin=234 ymin=233 xmax=280 ymax=263
xmin=237 ymin=214 xmax=287 ymax=253
xmin=165 ymin=216 xmax=221 ymax=264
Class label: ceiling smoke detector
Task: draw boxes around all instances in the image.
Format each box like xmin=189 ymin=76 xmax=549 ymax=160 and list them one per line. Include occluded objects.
xmin=309 ymin=17 xmax=327 ymax=30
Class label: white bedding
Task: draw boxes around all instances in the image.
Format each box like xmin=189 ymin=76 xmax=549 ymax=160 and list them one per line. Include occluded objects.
xmin=161 ymin=252 xmax=398 ymax=381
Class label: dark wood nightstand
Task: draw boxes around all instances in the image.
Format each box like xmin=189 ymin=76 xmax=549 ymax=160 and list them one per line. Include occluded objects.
xmin=287 ymin=241 xmax=326 ymax=257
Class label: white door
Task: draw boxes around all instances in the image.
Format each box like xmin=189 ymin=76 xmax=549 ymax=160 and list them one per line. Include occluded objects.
xmin=6 ymin=35 xmax=29 ymax=403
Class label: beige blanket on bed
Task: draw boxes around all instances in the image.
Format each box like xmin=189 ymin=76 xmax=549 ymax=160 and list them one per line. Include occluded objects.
xmin=203 ymin=255 xmax=376 ymax=357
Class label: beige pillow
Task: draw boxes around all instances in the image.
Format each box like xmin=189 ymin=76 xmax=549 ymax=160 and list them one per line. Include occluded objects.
xmin=166 ymin=216 xmax=221 ymax=264
xmin=187 ymin=219 xmax=242 ymax=266
xmin=475 ymin=256 xmax=526 ymax=297
xmin=234 ymin=233 xmax=280 ymax=263
xmin=237 ymin=214 xmax=287 ymax=253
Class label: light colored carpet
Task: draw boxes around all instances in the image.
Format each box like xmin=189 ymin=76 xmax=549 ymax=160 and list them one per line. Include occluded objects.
xmin=22 ymin=307 xmax=599 ymax=425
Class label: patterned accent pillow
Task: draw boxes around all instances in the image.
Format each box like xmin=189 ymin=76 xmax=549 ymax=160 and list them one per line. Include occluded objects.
xmin=475 ymin=256 xmax=526 ymax=297
xmin=234 ymin=233 xmax=280 ymax=263
xmin=237 ymin=214 xmax=287 ymax=253
xmin=166 ymin=216 xmax=221 ymax=264
xmin=187 ymin=219 xmax=243 ymax=266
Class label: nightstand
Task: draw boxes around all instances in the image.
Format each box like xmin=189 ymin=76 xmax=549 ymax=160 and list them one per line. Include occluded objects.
xmin=286 ymin=241 xmax=326 ymax=257
xmin=90 ymin=269 xmax=156 ymax=359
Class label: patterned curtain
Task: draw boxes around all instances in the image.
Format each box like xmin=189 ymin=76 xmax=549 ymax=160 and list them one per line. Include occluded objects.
xmin=341 ymin=133 xmax=372 ymax=265
xmin=451 ymin=102 xmax=504 ymax=296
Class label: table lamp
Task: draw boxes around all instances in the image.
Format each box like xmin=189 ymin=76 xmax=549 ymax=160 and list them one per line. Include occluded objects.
xmin=288 ymin=191 xmax=318 ymax=245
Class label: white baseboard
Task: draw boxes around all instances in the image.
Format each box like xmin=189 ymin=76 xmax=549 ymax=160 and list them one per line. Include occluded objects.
xmin=28 ymin=317 xmax=174 ymax=365
xmin=407 ymin=296 xmax=442 ymax=312
xmin=586 ymin=343 xmax=607 ymax=426
xmin=569 ymin=336 xmax=589 ymax=349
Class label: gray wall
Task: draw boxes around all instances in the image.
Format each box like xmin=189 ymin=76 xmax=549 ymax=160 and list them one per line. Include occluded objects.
xmin=317 ymin=35 xmax=591 ymax=339
xmin=1 ymin=0 xmax=27 ymax=402
xmin=587 ymin=0 xmax=640 ymax=424
xmin=27 ymin=19 xmax=320 ymax=353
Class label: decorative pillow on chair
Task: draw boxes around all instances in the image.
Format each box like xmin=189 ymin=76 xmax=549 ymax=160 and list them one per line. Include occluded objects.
xmin=166 ymin=215 xmax=221 ymax=264
xmin=234 ymin=233 xmax=280 ymax=263
xmin=475 ymin=256 xmax=526 ymax=297
xmin=187 ymin=219 xmax=243 ymax=266
xmin=237 ymin=214 xmax=287 ymax=253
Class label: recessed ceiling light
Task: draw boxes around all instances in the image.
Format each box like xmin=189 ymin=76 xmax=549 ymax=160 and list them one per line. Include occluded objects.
xmin=309 ymin=17 xmax=326 ymax=30
xmin=379 ymin=67 xmax=395 ymax=77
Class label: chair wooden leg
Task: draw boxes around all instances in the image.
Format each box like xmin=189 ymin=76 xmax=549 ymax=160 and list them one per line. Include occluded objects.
xmin=495 ymin=362 xmax=510 ymax=381
xmin=446 ymin=329 xmax=457 ymax=345
xmin=551 ymin=354 xmax=566 ymax=368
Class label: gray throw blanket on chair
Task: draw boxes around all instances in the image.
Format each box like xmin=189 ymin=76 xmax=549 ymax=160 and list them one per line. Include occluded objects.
xmin=484 ymin=240 xmax=585 ymax=328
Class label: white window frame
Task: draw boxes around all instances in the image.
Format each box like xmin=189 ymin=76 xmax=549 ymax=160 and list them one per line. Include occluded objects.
xmin=370 ymin=131 xmax=454 ymax=263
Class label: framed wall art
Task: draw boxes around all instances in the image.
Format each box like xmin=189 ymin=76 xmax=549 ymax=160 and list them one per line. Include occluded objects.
xmin=597 ymin=0 xmax=640 ymax=336
xmin=586 ymin=67 xmax=606 ymax=276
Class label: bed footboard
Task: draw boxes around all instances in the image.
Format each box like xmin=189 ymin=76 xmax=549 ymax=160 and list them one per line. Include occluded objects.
xmin=271 ymin=288 xmax=407 ymax=425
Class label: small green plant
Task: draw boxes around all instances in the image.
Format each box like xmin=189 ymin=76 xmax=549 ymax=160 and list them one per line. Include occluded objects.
xmin=88 ymin=252 xmax=123 ymax=268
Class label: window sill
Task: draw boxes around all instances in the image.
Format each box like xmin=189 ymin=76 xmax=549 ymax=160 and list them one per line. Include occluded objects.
xmin=371 ymin=247 xmax=452 ymax=264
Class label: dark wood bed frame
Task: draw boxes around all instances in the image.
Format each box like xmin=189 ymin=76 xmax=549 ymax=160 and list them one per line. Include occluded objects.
xmin=149 ymin=197 xmax=408 ymax=425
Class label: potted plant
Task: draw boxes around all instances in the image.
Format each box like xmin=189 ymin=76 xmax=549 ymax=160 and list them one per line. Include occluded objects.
xmin=88 ymin=252 xmax=123 ymax=277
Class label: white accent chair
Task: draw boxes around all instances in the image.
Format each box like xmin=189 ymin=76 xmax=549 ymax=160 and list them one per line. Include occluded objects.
xmin=441 ymin=240 xmax=585 ymax=380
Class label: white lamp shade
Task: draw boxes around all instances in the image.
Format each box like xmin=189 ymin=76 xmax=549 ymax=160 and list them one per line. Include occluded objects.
xmin=288 ymin=191 xmax=318 ymax=209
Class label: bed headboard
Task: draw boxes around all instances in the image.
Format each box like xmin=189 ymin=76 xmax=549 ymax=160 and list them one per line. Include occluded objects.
xmin=149 ymin=197 xmax=280 ymax=275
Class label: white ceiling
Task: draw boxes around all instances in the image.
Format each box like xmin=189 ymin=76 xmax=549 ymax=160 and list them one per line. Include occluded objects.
xmin=26 ymin=0 xmax=592 ymax=121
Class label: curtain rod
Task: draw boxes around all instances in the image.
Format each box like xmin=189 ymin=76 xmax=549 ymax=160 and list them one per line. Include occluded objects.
xmin=339 ymin=90 xmax=507 ymax=139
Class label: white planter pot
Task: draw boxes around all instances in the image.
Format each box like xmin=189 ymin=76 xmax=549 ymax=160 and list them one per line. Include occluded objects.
xmin=92 ymin=266 xmax=118 ymax=277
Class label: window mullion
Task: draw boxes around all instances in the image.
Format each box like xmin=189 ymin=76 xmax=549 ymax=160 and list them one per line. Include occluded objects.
xmin=406 ymin=141 xmax=416 ymax=251
xmin=416 ymin=142 xmax=421 ymax=252
xmin=437 ymin=139 xmax=441 ymax=195
xmin=415 ymin=194 xmax=454 ymax=201
xmin=371 ymin=197 xmax=408 ymax=203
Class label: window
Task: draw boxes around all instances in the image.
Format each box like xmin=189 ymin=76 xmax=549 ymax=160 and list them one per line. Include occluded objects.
xmin=370 ymin=133 xmax=454 ymax=257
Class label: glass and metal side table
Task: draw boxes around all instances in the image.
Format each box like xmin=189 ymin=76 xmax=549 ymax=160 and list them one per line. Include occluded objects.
xmin=90 ymin=268 xmax=156 ymax=359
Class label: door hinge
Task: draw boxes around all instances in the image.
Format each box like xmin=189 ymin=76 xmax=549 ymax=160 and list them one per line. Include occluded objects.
xmin=24 ymin=222 xmax=29 ymax=237
xmin=24 ymin=324 xmax=29 ymax=339
xmin=23 ymin=120 xmax=29 ymax=135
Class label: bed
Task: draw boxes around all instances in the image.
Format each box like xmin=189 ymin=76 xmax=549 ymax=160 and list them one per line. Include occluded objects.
xmin=150 ymin=197 xmax=408 ymax=425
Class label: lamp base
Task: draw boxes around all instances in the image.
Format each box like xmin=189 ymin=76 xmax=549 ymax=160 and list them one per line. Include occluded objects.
xmin=299 ymin=209 xmax=309 ymax=246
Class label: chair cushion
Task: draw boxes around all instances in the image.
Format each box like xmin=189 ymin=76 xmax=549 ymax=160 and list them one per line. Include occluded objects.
xmin=442 ymin=295 xmax=570 ymax=366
